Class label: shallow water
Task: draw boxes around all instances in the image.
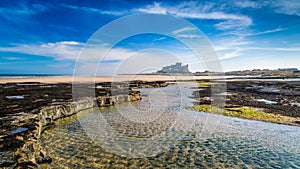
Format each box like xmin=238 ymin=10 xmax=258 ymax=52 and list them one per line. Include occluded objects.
xmin=256 ymin=99 xmax=278 ymax=104
xmin=41 ymin=83 xmax=300 ymax=168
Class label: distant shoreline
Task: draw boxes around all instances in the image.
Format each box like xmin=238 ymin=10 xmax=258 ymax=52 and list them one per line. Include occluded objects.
xmin=0 ymin=75 xmax=300 ymax=84
xmin=0 ymin=74 xmax=70 ymax=77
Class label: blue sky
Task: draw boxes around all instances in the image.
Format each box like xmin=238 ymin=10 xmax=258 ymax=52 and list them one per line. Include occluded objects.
xmin=0 ymin=0 xmax=300 ymax=74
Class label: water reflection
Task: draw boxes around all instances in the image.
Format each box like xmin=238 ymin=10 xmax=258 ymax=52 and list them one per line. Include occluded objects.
xmin=41 ymin=84 xmax=300 ymax=168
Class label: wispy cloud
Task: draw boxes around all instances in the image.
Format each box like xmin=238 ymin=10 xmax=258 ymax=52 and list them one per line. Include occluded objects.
xmin=0 ymin=3 xmax=49 ymax=15
xmin=217 ymin=46 xmax=300 ymax=61
xmin=233 ymin=0 xmax=300 ymax=16
xmin=234 ymin=1 xmax=261 ymax=8
xmin=0 ymin=41 xmax=208 ymax=74
xmin=271 ymin=0 xmax=300 ymax=16
xmin=0 ymin=41 xmax=82 ymax=60
xmin=215 ymin=19 xmax=252 ymax=31
xmin=154 ymin=37 xmax=166 ymax=41
xmin=136 ymin=2 xmax=252 ymax=31
xmin=2 ymin=57 xmax=24 ymax=61
xmin=213 ymin=37 xmax=253 ymax=60
xmin=176 ymin=11 xmax=250 ymax=21
xmin=152 ymin=37 xmax=167 ymax=44
xmin=245 ymin=47 xmax=300 ymax=51
xmin=214 ymin=37 xmax=253 ymax=50
xmin=225 ymin=28 xmax=286 ymax=37
xmin=135 ymin=2 xmax=167 ymax=14
xmin=59 ymin=41 xmax=81 ymax=45
xmin=172 ymin=27 xmax=196 ymax=35
xmin=61 ymin=2 xmax=253 ymax=31
xmin=0 ymin=3 xmax=50 ymax=24
xmin=219 ymin=48 xmax=242 ymax=60
xmin=0 ymin=41 xmax=136 ymax=62
xmin=61 ymin=4 xmax=129 ymax=16
xmin=171 ymin=27 xmax=201 ymax=38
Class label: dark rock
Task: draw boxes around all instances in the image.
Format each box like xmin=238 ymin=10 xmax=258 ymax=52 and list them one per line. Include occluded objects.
xmin=192 ymin=80 xmax=300 ymax=118
xmin=0 ymin=81 xmax=152 ymax=168
xmin=10 ymin=127 xmax=28 ymax=134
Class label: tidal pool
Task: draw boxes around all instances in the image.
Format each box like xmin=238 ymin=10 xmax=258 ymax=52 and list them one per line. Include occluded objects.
xmin=41 ymin=84 xmax=300 ymax=168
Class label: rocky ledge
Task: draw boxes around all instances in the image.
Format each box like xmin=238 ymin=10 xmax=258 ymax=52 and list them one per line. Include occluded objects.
xmin=192 ymin=80 xmax=300 ymax=126
xmin=0 ymin=80 xmax=168 ymax=168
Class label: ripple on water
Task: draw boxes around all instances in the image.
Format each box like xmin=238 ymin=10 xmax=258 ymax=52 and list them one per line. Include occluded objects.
xmin=41 ymin=84 xmax=300 ymax=168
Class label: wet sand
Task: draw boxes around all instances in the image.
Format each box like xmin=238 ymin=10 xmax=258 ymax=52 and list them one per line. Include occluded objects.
xmin=0 ymin=75 xmax=237 ymax=84
xmin=1 ymin=75 xmax=299 ymax=84
xmin=0 ymin=75 xmax=189 ymax=84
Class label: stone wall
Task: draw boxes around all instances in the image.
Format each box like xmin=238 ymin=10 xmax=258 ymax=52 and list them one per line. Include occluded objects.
xmin=13 ymin=91 xmax=141 ymax=168
xmin=38 ymin=92 xmax=141 ymax=134
xmin=0 ymin=81 xmax=167 ymax=168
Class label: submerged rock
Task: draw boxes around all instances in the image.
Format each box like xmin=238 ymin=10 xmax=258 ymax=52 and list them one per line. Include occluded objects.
xmin=0 ymin=81 xmax=166 ymax=168
xmin=10 ymin=127 xmax=28 ymax=134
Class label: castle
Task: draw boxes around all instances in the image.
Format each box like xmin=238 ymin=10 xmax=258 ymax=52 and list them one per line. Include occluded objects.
xmin=157 ymin=62 xmax=191 ymax=74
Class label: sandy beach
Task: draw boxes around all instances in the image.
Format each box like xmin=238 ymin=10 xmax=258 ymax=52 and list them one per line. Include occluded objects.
xmin=0 ymin=75 xmax=220 ymax=84
xmin=1 ymin=75 xmax=300 ymax=168
xmin=1 ymin=75 xmax=299 ymax=84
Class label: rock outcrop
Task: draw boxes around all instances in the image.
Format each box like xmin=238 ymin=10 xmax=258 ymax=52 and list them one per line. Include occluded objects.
xmin=0 ymin=81 xmax=168 ymax=168
xmin=14 ymin=91 xmax=141 ymax=168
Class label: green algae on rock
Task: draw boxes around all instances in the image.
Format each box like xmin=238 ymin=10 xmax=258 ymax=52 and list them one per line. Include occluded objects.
xmin=187 ymin=105 xmax=300 ymax=126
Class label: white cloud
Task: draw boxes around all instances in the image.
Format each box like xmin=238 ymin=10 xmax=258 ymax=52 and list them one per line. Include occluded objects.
xmin=249 ymin=28 xmax=286 ymax=36
xmin=62 ymin=2 xmax=252 ymax=31
xmin=2 ymin=57 xmax=24 ymax=61
xmin=0 ymin=42 xmax=82 ymax=60
xmin=215 ymin=18 xmax=252 ymax=31
xmin=111 ymin=49 xmax=181 ymax=74
xmin=271 ymin=0 xmax=300 ymax=16
xmin=135 ymin=2 xmax=252 ymax=31
xmin=213 ymin=37 xmax=253 ymax=60
xmin=176 ymin=11 xmax=250 ymax=21
xmin=135 ymin=2 xmax=167 ymax=14
xmin=214 ymin=34 xmax=300 ymax=61
xmin=0 ymin=3 xmax=50 ymax=23
xmin=171 ymin=27 xmax=201 ymax=38
xmin=136 ymin=2 xmax=245 ymax=21
xmin=232 ymin=0 xmax=300 ymax=16
xmin=245 ymin=47 xmax=300 ymax=51
xmin=171 ymin=27 xmax=196 ymax=35
xmin=0 ymin=41 xmax=135 ymax=62
xmin=68 ymin=2 xmax=252 ymax=31
xmin=154 ymin=37 xmax=166 ymax=41
xmin=234 ymin=1 xmax=260 ymax=8
xmin=177 ymin=34 xmax=202 ymax=38
xmin=62 ymin=4 xmax=129 ymax=16
xmin=219 ymin=49 xmax=242 ymax=60
xmin=0 ymin=40 xmax=214 ymax=74
xmin=214 ymin=37 xmax=252 ymax=50
xmin=0 ymin=3 xmax=49 ymax=15
xmin=59 ymin=41 xmax=80 ymax=45
xmin=225 ymin=28 xmax=286 ymax=37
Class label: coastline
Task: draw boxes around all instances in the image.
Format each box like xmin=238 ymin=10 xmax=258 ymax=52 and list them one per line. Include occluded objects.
xmin=1 ymin=75 xmax=300 ymax=84
xmin=0 ymin=80 xmax=166 ymax=168
xmin=1 ymin=75 xmax=299 ymax=168
xmin=0 ymin=75 xmax=217 ymax=84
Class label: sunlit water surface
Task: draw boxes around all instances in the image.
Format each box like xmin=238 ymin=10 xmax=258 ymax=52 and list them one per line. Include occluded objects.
xmin=41 ymin=84 xmax=300 ymax=168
